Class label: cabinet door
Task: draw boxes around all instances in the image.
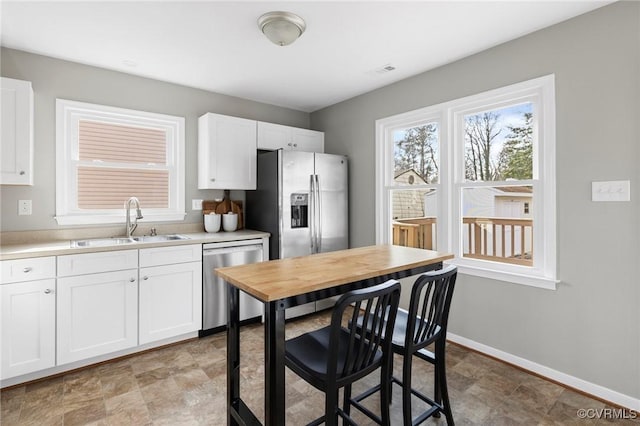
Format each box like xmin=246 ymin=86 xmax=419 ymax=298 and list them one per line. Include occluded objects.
xmin=292 ymin=127 xmax=324 ymax=153
xmin=57 ymin=270 xmax=138 ymax=364
xmin=198 ymin=113 xmax=256 ymax=190
xmin=1 ymin=77 xmax=34 ymax=185
xmin=257 ymin=121 xmax=325 ymax=153
xmin=139 ymin=262 xmax=202 ymax=344
xmin=1 ymin=280 xmax=56 ymax=379
xmin=257 ymin=121 xmax=292 ymax=150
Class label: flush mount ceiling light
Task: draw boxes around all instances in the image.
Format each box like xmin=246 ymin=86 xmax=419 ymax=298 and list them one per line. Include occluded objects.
xmin=258 ymin=11 xmax=306 ymax=46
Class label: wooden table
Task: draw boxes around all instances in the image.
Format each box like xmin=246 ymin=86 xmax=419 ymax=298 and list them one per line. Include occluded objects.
xmin=215 ymin=244 xmax=453 ymax=426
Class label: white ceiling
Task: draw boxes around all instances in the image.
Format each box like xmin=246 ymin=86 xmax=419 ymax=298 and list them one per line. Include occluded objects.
xmin=1 ymin=1 xmax=612 ymax=112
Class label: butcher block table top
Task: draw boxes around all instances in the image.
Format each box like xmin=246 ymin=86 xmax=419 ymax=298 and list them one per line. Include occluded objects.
xmin=215 ymin=244 xmax=454 ymax=302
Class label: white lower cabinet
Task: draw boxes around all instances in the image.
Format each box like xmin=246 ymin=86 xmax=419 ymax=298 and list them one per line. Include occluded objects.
xmin=3 ymin=243 xmax=208 ymax=384
xmin=139 ymin=261 xmax=202 ymax=344
xmin=57 ymin=269 xmax=138 ymax=365
xmin=1 ymin=279 xmax=56 ymax=380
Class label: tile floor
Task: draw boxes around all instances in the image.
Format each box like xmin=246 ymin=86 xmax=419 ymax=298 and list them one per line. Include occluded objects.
xmin=1 ymin=309 xmax=638 ymax=425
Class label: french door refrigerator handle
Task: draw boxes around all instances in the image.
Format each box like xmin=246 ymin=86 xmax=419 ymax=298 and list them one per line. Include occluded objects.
xmin=315 ymin=174 xmax=322 ymax=252
xmin=309 ymin=174 xmax=316 ymax=253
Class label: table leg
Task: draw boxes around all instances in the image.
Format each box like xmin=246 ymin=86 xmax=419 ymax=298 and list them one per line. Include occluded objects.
xmin=264 ymin=300 xmax=286 ymax=426
xmin=227 ymin=283 xmax=240 ymax=426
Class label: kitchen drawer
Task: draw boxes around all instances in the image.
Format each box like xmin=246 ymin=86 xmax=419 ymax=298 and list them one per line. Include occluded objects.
xmin=139 ymin=244 xmax=202 ymax=267
xmin=57 ymin=249 xmax=138 ymax=277
xmin=1 ymin=256 xmax=56 ymax=283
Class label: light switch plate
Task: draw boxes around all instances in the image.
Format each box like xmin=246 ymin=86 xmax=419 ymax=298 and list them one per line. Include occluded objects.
xmin=192 ymin=199 xmax=203 ymax=210
xmin=591 ymin=180 xmax=630 ymax=202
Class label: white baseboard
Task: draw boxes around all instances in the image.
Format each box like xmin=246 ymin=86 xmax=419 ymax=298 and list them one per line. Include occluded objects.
xmin=447 ymin=332 xmax=640 ymax=411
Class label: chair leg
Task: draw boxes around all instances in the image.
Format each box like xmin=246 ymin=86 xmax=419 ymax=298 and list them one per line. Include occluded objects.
xmin=380 ymin=355 xmax=392 ymax=426
xmin=388 ymin=351 xmax=394 ymax=405
xmin=325 ymin=390 xmax=339 ymax=426
xmin=433 ymin=342 xmax=442 ymax=418
xmin=402 ymin=353 xmax=413 ymax=426
xmin=436 ymin=340 xmax=454 ymax=425
xmin=440 ymin=372 xmax=454 ymax=426
xmin=343 ymin=384 xmax=352 ymax=425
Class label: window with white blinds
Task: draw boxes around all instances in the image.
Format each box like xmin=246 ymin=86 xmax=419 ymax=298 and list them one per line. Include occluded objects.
xmin=56 ymin=99 xmax=185 ymax=225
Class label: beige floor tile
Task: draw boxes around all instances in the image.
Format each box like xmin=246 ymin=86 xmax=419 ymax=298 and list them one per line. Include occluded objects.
xmin=105 ymin=389 xmax=153 ymax=425
xmin=135 ymin=366 xmax=171 ymax=388
xmin=62 ymin=398 xmax=106 ymax=426
xmin=100 ymin=371 xmax=139 ymax=399
xmin=0 ymin=310 xmax=630 ymax=426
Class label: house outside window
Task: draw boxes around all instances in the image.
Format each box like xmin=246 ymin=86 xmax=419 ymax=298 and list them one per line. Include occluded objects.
xmin=376 ymin=75 xmax=556 ymax=289
xmin=55 ymin=99 xmax=185 ymax=225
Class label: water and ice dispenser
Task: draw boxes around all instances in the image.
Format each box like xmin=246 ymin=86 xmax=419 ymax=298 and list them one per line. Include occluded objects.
xmin=290 ymin=193 xmax=308 ymax=228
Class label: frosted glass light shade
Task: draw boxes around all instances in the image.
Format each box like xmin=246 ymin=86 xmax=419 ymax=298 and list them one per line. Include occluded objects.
xmin=258 ymin=11 xmax=306 ymax=46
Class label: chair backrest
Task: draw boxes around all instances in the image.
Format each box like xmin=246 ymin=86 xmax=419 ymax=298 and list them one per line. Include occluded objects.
xmin=405 ymin=265 xmax=457 ymax=352
xmin=328 ymin=280 xmax=401 ymax=385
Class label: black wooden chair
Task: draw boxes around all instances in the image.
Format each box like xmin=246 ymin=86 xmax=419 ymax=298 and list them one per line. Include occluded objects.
xmin=284 ymin=280 xmax=401 ymax=426
xmin=350 ymin=265 xmax=458 ymax=426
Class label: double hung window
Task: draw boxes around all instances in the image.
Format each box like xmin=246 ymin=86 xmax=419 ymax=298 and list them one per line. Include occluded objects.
xmin=376 ymin=75 xmax=556 ymax=289
xmin=56 ymin=99 xmax=185 ymax=225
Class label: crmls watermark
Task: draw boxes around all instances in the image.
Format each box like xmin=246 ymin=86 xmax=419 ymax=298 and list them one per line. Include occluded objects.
xmin=576 ymin=408 xmax=638 ymax=420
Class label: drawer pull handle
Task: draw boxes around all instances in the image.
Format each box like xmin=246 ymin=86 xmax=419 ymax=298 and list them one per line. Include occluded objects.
xmin=143 ymin=276 xmax=149 ymax=280
xmin=19 ymin=171 xmax=25 ymax=175
xmin=44 ymin=289 xmax=52 ymax=294
xmin=23 ymin=267 xmax=33 ymax=273
xmin=129 ymin=278 xmax=136 ymax=283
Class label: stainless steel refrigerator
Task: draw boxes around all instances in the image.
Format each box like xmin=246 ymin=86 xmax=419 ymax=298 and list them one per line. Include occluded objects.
xmin=246 ymin=149 xmax=348 ymax=317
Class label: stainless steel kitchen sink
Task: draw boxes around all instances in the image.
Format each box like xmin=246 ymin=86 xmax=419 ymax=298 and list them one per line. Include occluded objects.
xmin=133 ymin=234 xmax=190 ymax=243
xmin=71 ymin=237 xmax=137 ymax=248
xmin=71 ymin=234 xmax=189 ymax=248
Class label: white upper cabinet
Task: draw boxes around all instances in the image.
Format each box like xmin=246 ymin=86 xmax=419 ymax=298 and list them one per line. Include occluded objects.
xmin=1 ymin=77 xmax=34 ymax=185
xmin=257 ymin=121 xmax=324 ymax=153
xmin=198 ymin=113 xmax=257 ymax=190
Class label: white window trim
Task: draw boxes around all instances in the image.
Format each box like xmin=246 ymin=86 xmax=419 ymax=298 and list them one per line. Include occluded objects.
xmin=55 ymin=99 xmax=186 ymax=225
xmin=376 ymin=75 xmax=557 ymax=290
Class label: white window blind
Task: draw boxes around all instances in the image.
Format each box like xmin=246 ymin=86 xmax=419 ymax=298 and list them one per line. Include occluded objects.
xmin=77 ymin=120 xmax=169 ymax=209
xmin=78 ymin=120 xmax=166 ymax=164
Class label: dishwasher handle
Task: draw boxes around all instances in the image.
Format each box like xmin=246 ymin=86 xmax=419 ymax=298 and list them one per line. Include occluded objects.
xmin=203 ymin=244 xmax=263 ymax=256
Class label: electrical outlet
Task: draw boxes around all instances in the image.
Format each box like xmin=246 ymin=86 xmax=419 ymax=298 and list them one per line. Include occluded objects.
xmin=592 ymin=180 xmax=630 ymax=202
xmin=18 ymin=200 xmax=32 ymax=215
xmin=192 ymin=199 xmax=203 ymax=210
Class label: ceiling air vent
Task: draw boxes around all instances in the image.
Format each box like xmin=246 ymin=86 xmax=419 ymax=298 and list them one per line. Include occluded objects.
xmin=366 ymin=63 xmax=396 ymax=76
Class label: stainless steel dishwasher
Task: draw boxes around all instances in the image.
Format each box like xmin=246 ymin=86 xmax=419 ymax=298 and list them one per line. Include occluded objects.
xmin=199 ymin=239 xmax=264 ymax=337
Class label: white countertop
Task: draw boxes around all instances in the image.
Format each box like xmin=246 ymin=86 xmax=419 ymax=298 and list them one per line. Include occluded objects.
xmin=0 ymin=230 xmax=270 ymax=260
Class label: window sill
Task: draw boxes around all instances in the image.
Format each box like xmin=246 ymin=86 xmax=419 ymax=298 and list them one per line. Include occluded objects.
xmin=447 ymin=259 xmax=558 ymax=290
xmin=55 ymin=212 xmax=186 ymax=226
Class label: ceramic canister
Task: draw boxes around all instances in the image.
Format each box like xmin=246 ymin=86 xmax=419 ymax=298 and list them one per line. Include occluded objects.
xmin=222 ymin=212 xmax=238 ymax=232
xmin=204 ymin=213 xmax=221 ymax=233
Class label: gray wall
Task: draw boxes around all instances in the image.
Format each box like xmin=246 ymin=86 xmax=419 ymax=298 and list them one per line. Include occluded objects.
xmin=0 ymin=48 xmax=310 ymax=232
xmin=312 ymin=2 xmax=640 ymax=400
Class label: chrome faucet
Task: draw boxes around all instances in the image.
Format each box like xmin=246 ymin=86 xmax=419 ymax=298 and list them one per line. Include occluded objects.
xmin=125 ymin=197 xmax=143 ymax=238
